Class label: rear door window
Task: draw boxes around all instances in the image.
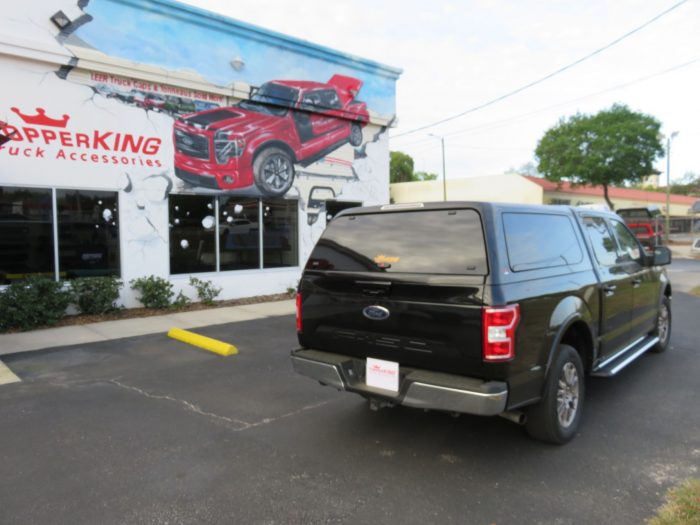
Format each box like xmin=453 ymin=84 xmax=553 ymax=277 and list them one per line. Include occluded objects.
xmin=307 ymin=209 xmax=487 ymax=274
xmin=503 ymin=213 xmax=583 ymax=271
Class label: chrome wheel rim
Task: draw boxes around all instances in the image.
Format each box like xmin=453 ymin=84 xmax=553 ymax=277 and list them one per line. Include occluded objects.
xmin=556 ymin=362 xmax=579 ymax=428
xmin=657 ymin=302 xmax=669 ymax=344
xmin=263 ymin=155 xmax=292 ymax=191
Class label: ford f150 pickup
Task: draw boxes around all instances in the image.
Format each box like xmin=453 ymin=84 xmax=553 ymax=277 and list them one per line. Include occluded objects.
xmin=291 ymin=202 xmax=672 ymax=444
xmin=173 ymin=75 xmax=369 ymax=196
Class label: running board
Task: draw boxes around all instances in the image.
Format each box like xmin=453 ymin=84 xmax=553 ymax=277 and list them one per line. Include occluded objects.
xmin=591 ymin=336 xmax=659 ymax=377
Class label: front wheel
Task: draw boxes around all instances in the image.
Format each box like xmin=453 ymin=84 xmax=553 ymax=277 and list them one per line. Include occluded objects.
xmin=650 ymin=296 xmax=671 ymax=353
xmin=525 ymin=344 xmax=585 ymax=445
xmin=253 ymin=147 xmax=295 ymax=197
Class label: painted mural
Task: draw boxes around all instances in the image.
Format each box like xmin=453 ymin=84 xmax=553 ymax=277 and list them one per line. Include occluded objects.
xmin=0 ymin=0 xmax=399 ymax=301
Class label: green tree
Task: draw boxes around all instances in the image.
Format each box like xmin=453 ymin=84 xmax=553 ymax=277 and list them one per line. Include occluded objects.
xmin=390 ymin=151 xmax=439 ymax=183
xmin=671 ymin=171 xmax=700 ymax=196
xmin=413 ymin=171 xmax=438 ymax=181
xmin=535 ymin=104 xmax=664 ymax=210
xmin=390 ymin=151 xmax=415 ymax=183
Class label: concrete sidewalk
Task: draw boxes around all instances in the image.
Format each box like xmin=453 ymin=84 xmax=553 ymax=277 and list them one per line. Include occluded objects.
xmin=0 ymin=299 xmax=295 ymax=357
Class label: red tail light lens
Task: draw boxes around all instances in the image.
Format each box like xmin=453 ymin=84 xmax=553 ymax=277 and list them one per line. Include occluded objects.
xmin=482 ymin=304 xmax=520 ymax=362
xmin=295 ymin=292 xmax=302 ymax=333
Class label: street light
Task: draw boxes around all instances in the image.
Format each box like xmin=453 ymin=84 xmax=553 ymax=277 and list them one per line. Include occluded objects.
xmin=665 ymin=131 xmax=679 ymax=244
xmin=428 ymin=133 xmax=447 ymax=201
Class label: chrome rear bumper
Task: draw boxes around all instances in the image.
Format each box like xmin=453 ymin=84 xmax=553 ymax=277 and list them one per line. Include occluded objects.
xmin=291 ymin=349 xmax=508 ymax=416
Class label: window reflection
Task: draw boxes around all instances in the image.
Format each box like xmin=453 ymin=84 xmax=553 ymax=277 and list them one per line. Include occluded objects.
xmin=169 ymin=195 xmax=216 ymax=274
xmin=307 ymin=209 xmax=486 ymax=274
xmin=503 ymin=213 xmax=583 ymax=271
xmin=57 ymin=190 xmax=120 ymax=278
xmin=0 ymin=186 xmax=54 ymax=284
xmin=219 ymin=197 xmax=259 ymax=271
xmin=263 ymin=199 xmax=298 ymax=268
xmin=584 ymin=217 xmax=618 ymax=267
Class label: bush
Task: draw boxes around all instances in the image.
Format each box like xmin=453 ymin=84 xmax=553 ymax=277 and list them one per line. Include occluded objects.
xmin=70 ymin=276 xmax=122 ymax=315
xmin=189 ymin=277 xmax=221 ymax=306
xmin=172 ymin=290 xmax=191 ymax=308
xmin=130 ymin=276 xmax=174 ymax=309
xmin=0 ymin=276 xmax=72 ymax=331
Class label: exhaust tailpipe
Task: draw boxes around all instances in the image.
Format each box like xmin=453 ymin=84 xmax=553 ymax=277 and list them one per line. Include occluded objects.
xmin=499 ymin=411 xmax=527 ymax=425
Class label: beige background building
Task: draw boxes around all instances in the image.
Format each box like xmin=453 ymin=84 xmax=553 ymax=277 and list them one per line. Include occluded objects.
xmin=390 ymin=174 xmax=698 ymax=218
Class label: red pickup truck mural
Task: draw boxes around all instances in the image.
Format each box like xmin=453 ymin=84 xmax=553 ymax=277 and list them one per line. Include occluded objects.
xmin=173 ymin=74 xmax=369 ymax=196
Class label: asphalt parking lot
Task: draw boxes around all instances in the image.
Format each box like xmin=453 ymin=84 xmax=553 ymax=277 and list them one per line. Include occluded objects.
xmin=1 ymin=281 xmax=699 ymax=524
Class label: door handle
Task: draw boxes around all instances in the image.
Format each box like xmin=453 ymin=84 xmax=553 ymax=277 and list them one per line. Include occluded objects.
xmin=631 ymin=278 xmax=642 ymax=287
xmin=603 ymin=284 xmax=617 ymax=295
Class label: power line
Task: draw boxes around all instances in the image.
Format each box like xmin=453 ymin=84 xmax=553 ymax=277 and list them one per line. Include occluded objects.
xmin=391 ymin=0 xmax=689 ymax=139
xmin=397 ymin=56 xmax=700 ymax=149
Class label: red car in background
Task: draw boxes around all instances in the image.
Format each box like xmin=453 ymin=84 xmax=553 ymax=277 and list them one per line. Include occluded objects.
xmin=617 ymin=206 xmax=664 ymax=250
xmin=173 ymin=74 xmax=369 ymax=196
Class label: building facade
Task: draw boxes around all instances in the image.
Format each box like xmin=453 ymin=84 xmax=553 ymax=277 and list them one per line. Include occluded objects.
xmin=0 ymin=0 xmax=401 ymax=306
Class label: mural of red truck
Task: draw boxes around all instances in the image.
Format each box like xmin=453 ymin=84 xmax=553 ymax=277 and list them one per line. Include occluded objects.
xmin=173 ymin=74 xmax=369 ymax=196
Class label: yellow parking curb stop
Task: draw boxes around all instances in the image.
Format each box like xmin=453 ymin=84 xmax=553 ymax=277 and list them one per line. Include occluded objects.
xmin=167 ymin=328 xmax=238 ymax=357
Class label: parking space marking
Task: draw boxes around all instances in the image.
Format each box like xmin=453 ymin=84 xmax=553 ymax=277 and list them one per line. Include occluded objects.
xmin=0 ymin=359 xmax=21 ymax=385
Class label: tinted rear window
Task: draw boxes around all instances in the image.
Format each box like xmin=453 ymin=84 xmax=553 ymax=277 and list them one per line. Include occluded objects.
xmin=503 ymin=212 xmax=583 ymax=271
xmin=307 ymin=209 xmax=487 ymax=275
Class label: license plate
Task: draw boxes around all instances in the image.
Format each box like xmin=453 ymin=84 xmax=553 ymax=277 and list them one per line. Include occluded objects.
xmin=366 ymin=357 xmax=399 ymax=393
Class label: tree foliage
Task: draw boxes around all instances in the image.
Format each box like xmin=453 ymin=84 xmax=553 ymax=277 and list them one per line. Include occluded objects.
xmin=390 ymin=151 xmax=438 ymax=183
xmin=535 ymin=104 xmax=664 ymax=209
xmin=390 ymin=151 xmax=415 ymax=183
xmin=671 ymin=171 xmax=700 ymax=196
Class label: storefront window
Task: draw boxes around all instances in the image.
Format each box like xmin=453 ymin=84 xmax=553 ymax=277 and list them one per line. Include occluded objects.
xmin=219 ymin=197 xmax=259 ymax=271
xmin=263 ymin=199 xmax=298 ymax=268
xmin=0 ymin=186 xmax=54 ymax=284
xmin=169 ymin=195 xmax=216 ymax=274
xmin=56 ymin=190 xmax=120 ymax=278
xmin=169 ymin=195 xmax=299 ymax=274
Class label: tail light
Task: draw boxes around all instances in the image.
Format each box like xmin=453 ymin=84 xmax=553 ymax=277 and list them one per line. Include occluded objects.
xmin=296 ymin=292 xmax=302 ymax=333
xmin=482 ymin=304 xmax=520 ymax=362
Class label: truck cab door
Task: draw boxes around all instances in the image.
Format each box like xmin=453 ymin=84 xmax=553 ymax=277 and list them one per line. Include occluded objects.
xmin=609 ymin=218 xmax=658 ymax=340
xmin=582 ymin=216 xmax=637 ymax=359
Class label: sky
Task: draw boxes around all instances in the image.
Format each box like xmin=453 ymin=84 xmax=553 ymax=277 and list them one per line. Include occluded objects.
xmin=180 ymin=0 xmax=699 ymax=184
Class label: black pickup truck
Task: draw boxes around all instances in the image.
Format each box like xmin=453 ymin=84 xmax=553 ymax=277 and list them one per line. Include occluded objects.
xmin=291 ymin=202 xmax=672 ymax=444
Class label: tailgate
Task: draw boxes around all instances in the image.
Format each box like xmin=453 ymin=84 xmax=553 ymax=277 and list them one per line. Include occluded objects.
xmin=298 ymin=207 xmax=488 ymax=376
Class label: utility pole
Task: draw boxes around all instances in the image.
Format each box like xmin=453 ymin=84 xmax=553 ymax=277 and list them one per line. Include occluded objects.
xmin=429 ymin=133 xmax=447 ymax=201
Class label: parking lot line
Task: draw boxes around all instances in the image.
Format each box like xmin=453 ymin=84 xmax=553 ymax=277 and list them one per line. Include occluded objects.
xmin=0 ymin=359 xmax=21 ymax=385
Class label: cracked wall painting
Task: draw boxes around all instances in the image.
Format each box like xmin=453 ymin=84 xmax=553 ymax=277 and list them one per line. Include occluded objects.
xmin=0 ymin=0 xmax=396 ymax=278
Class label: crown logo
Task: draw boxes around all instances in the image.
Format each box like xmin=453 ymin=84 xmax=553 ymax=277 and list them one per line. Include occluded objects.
xmin=11 ymin=107 xmax=70 ymax=128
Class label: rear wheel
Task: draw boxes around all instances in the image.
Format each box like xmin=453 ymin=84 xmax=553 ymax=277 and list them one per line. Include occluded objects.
xmin=650 ymin=296 xmax=671 ymax=353
xmin=349 ymin=123 xmax=363 ymax=147
xmin=253 ymin=147 xmax=295 ymax=196
xmin=525 ymin=344 xmax=584 ymax=445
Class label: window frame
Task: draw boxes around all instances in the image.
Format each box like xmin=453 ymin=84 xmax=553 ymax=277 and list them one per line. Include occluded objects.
xmin=0 ymin=185 xmax=122 ymax=284
xmin=167 ymin=195 xmax=299 ymax=276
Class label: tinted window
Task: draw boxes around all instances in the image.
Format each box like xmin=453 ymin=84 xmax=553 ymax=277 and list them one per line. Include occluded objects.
xmin=503 ymin=213 xmax=582 ymax=271
xmin=611 ymin=219 xmax=641 ymax=262
xmin=169 ymin=195 xmax=216 ymax=274
xmin=0 ymin=186 xmax=54 ymax=284
xmin=263 ymin=199 xmax=298 ymax=268
xmin=219 ymin=197 xmax=259 ymax=271
xmin=583 ymin=216 xmax=618 ymax=267
xmin=57 ymin=190 xmax=120 ymax=278
xmin=307 ymin=209 xmax=487 ymax=275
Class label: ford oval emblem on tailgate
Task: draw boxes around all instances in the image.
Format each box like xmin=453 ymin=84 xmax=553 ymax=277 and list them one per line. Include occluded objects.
xmin=363 ymin=305 xmax=390 ymax=321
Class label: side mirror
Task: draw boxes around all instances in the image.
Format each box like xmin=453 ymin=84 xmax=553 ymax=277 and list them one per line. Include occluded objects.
xmin=650 ymin=246 xmax=672 ymax=266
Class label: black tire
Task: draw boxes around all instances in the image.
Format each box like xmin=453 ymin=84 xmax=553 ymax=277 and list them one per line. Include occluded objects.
xmin=650 ymin=295 xmax=671 ymax=353
xmin=525 ymin=344 xmax=585 ymax=445
xmin=253 ymin=147 xmax=295 ymax=196
xmin=349 ymin=123 xmax=363 ymax=147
